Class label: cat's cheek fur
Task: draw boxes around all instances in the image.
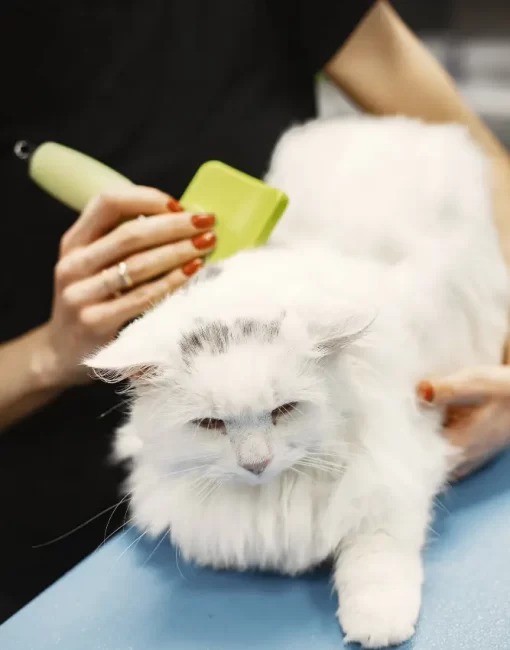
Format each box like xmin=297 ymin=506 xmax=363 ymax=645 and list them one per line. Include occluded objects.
xmin=112 ymin=422 xmax=143 ymax=463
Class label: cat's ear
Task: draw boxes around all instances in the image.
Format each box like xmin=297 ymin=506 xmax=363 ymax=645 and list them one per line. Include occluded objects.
xmin=83 ymin=319 xmax=167 ymax=383
xmin=310 ymin=313 xmax=374 ymax=359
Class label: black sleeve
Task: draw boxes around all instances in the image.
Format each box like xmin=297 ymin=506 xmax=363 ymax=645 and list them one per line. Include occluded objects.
xmin=276 ymin=0 xmax=376 ymax=74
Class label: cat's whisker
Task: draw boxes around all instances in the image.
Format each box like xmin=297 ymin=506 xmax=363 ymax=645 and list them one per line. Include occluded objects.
xmin=196 ymin=478 xmax=224 ymax=506
xmin=300 ymin=451 xmax=343 ymax=463
xmin=296 ymin=462 xmax=343 ymax=477
xmin=288 ymin=405 xmax=305 ymax=418
xmin=32 ymin=497 xmax=132 ymax=549
xmin=299 ymin=457 xmax=344 ymax=469
xmin=99 ymin=398 xmax=131 ymax=419
xmin=433 ymin=496 xmax=451 ymax=515
xmin=193 ymin=482 xmax=212 ymax=504
xmin=303 ymin=453 xmax=348 ymax=463
xmin=297 ymin=455 xmax=346 ymax=473
xmin=175 ymin=543 xmax=192 ymax=583
xmin=302 ymin=449 xmax=356 ymax=463
xmin=304 ymin=447 xmax=344 ymax=457
xmin=98 ymin=513 xmax=138 ymax=551
xmin=112 ymin=530 xmax=148 ymax=568
xmin=142 ymin=531 xmax=169 ymax=567
xmin=157 ymin=464 xmax=213 ymax=479
xmin=297 ymin=459 xmax=334 ymax=469
xmin=426 ymin=522 xmax=440 ymax=538
xmin=103 ymin=491 xmax=132 ymax=545
xmin=193 ymin=471 xmax=220 ymax=499
xmin=152 ymin=450 xmax=219 ymax=463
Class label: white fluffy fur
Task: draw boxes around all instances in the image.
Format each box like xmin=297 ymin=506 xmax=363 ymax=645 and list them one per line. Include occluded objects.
xmin=87 ymin=116 xmax=509 ymax=648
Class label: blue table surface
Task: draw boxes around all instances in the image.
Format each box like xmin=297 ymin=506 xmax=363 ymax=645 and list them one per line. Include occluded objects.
xmin=2 ymin=450 xmax=510 ymax=650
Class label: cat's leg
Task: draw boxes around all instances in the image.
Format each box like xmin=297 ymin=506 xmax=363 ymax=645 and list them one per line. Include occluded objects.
xmin=333 ymin=500 xmax=429 ymax=648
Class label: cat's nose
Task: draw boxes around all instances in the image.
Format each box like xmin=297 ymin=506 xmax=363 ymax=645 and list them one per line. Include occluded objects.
xmin=241 ymin=458 xmax=270 ymax=475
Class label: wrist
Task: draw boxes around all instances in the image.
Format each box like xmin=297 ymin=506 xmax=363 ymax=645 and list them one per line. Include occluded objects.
xmin=29 ymin=324 xmax=71 ymax=393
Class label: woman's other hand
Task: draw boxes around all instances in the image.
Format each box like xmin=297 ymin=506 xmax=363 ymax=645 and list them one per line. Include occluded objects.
xmin=41 ymin=186 xmax=215 ymax=388
xmin=417 ymin=360 xmax=510 ymax=479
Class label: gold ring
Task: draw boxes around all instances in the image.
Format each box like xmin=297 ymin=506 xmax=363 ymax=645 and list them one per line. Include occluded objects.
xmin=116 ymin=261 xmax=134 ymax=289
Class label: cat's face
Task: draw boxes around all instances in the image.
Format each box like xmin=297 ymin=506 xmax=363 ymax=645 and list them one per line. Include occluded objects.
xmin=87 ymin=306 xmax=359 ymax=486
xmin=161 ymin=317 xmax=343 ymax=485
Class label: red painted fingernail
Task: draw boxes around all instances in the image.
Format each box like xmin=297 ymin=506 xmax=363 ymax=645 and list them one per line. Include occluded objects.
xmin=167 ymin=197 xmax=183 ymax=212
xmin=192 ymin=231 xmax=216 ymax=250
xmin=191 ymin=213 xmax=215 ymax=229
xmin=182 ymin=258 xmax=203 ymax=277
xmin=417 ymin=381 xmax=435 ymax=403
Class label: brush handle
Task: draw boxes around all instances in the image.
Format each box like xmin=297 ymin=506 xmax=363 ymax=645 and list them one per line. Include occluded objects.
xmin=23 ymin=141 xmax=133 ymax=212
xmin=14 ymin=141 xmax=288 ymax=265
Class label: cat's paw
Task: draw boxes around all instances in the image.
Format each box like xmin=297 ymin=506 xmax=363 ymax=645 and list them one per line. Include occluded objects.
xmin=338 ymin=583 xmax=419 ymax=648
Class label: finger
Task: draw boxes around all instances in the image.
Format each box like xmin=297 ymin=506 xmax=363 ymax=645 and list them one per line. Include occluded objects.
xmin=450 ymin=452 xmax=498 ymax=481
xmin=64 ymin=234 xmax=214 ymax=306
xmin=81 ymin=265 xmax=198 ymax=333
xmin=60 ymin=186 xmax=182 ymax=254
xmin=443 ymin=403 xmax=480 ymax=429
xmin=57 ymin=212 xmax=216 ymax=286
xmin=417 ymin=367 xmax=510 ymax=405
xmin=443 ymin=400 xmax=510 ymax=457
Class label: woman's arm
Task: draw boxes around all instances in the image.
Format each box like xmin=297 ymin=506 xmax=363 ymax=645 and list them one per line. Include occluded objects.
xmin=0 ymin=187 xmax=216 ymax=433
xmin=324 ymin=0 xmax=510 ymax=264
xmin=0 ymin=325 xmax=63 ymax=432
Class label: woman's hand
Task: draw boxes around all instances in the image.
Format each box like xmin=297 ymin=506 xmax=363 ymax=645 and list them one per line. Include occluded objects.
xmin=41 ymin=185 xmax=216 ymax=389
xmin=417 ymin=359 xmax=510 ymax=479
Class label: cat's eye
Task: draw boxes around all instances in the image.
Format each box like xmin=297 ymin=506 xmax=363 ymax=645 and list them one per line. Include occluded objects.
xmin=191 ymin=418 xmax=226 ymax=432
xmin=271 ymin=402 xmax=298 ymax=425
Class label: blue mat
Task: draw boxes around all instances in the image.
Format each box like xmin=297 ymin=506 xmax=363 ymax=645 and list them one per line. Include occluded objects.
xmin=2 ymin=450 xmax=510 ymax=650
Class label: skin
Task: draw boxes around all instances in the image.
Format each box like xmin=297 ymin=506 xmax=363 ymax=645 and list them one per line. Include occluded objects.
xmin=2 ymin=1 xmax=510 ymax=471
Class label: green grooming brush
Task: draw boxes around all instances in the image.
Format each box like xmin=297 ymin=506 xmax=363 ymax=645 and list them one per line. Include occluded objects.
xmin=14 ymin=141 xmax=288 ymax=262
xmin=180 ymin=160 xmax=287 ymax=262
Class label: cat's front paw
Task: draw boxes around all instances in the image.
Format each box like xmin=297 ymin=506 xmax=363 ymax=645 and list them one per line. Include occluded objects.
xmin=338 ymin=583 xmax=419 ymax=648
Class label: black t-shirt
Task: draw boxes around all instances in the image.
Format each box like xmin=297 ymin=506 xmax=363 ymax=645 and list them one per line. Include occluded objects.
xmin=0 ymin=0 xmax=374 ymax=620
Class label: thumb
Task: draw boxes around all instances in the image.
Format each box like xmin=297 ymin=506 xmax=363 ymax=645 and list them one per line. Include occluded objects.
xmin=417 ymin=366 xmax=510 ymax=406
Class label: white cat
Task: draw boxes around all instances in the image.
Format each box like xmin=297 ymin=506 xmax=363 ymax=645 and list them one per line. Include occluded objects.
xmin=86 ymin=116 xmax=509 ymax=648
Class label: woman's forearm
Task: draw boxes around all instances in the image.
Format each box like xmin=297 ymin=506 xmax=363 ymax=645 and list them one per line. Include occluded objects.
xmin=325 ymin=0 xmax=510 ymax=264
xmin=0 ymin=325 xmax=64 ymax=433
xmin=491 ymin=158 xmax=510 ymax=266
